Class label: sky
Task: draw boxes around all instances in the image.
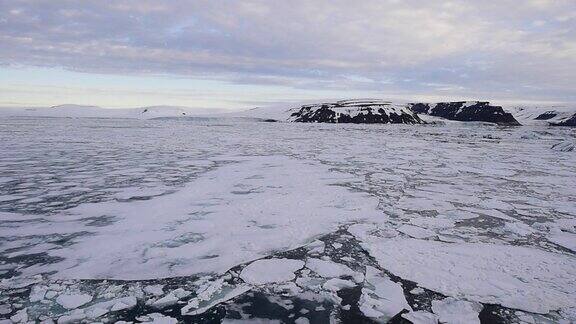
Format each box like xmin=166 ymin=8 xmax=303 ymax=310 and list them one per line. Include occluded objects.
xmin=1 ymin=0 xmax=575 ymax=109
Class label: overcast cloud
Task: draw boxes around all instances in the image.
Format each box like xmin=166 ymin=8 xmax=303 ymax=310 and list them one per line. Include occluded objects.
xmin=1 ymin=0 xmax=575 ymax=104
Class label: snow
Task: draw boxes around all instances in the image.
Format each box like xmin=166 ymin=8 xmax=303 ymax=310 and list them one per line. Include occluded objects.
xmin=239 ymin=258 xmax=305 ymax=285
xmin=503 ymin=104 xmax=576 ymax=125
xmin=431 ymin=298 xmax=483 ymax=324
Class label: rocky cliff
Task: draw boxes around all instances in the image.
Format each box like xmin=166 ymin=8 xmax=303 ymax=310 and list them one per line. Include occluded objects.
xmin=289 ymin=99 xmax=423 ymax=124
xmin=410 ymin=101 xmax=520 ymax=125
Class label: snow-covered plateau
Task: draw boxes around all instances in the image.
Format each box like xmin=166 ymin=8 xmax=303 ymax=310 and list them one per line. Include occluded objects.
xmin=0 ymin=101 xmax=575 ymax=323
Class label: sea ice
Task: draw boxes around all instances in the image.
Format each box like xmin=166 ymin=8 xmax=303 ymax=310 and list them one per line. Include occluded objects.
xmin=305 ymin=258 xmax=363 ymax=283
xmin=5 ymin=156 xmax=381 ymax=280
xmin=151 ymin=293 xmax=179 ymax=309
xmin=353 ymin=227 xmax=576 ymax=314
xmin=143 ymin=285 xmax=165 ymax=296
xmin=55 ymin=293 xmax=93 ymax=309
xmin=397 ymin=224 xmax=436 ymax=239
xmin=321 ymin=278 xmax=356 ymax=292
xmin=181 ymin=284 xmax=251 ymax=316
xmin=137 ymin=312 xmax=178 ymax=324
xmin=431 ymin=298 xmax=482 ymax=324
xmin=358 ymin=267 xmax=411 ymax=321
xmin=548 ymin=232 xmax=576 ymax=252
xmin=240 ymin=258 xmax=305 ymax=285
xmin=401 ymin=310 xmax=439 ymax=324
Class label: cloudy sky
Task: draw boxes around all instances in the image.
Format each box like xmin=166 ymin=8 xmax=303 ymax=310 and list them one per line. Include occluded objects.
xmin=1 ymin=0 xmax=575 ymax=109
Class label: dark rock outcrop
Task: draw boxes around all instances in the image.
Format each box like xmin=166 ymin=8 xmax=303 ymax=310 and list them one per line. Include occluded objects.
xmin=410 ymin=101 xmax=521 ymax=126
xmin=550 ymin=113 xmax=576 ymax=126
xmin=534 ymin=111 xmax=557 ymax=120
xmin=289 ymin=100 xmax=423 ymax=124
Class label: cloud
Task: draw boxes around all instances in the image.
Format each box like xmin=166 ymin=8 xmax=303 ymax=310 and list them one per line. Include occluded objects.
xmin=0 ymin=0 xmax=575 ymax=102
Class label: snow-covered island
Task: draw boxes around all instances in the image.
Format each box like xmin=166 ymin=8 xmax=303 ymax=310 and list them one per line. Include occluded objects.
xmin=2 ymin=99 xmax=575 ymax=127
xmin=231 ymin=99 xmax=575 ymax=126
xmin=287 ymin=99 xmax=423 ymax=124
xmin=409 ymin=101 xmax=521 ymax=125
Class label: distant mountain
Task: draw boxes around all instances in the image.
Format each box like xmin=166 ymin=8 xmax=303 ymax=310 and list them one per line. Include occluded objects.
xmin=504 ymin=105 xmax=576 ymax=126
xmin=410 ymin=101 xmax=521 ymax=126
xmin=2 ymin=100 xmax=575 ymax=126
xmin=239 ymin=100 xmax=576 ymax=126
xmin=550 ymin=113 xmax=576 ymax=126
xmin=0 ymin=104 xmax=228 ymax=119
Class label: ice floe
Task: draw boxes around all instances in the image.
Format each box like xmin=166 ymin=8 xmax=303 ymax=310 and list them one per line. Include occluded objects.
xmin=55 ymin=293 xmax=92 ymax=309
xmin=305 ymin=258 xmax=364 ymax=283
xmin=431 ymin=297 xmax=483 ymax=324
xmin=402 ymin=310 xmax=439 ymax=324
xmin=353 ymin=225 xmax=576 ymax=314
xmin=240 ymin=258 xmax=304 ymax=285
xmin=358 ymin=266 xmax=411 ymax=321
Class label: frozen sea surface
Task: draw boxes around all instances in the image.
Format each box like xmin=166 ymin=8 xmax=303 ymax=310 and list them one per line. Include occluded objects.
xmin=0 ymin=117 xmax=575 ymax=323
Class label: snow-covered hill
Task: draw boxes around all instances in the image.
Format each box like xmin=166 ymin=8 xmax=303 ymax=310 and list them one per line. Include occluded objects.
xmin=288 ymin=99 xmax=423 ymax=124
xmin=3 ymin=100 xmax=575 ymax=126
xmin=504 ymin=105 xmax=576 ymax=126
xmin=241 ymin=100 xmax=576 ymax=126
xmin=410 ymin=101 xmax=521 ymax=125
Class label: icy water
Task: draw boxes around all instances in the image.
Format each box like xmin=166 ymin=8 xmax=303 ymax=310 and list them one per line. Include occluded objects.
xmin=0 ymin=117 xmax=575 ymax=323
